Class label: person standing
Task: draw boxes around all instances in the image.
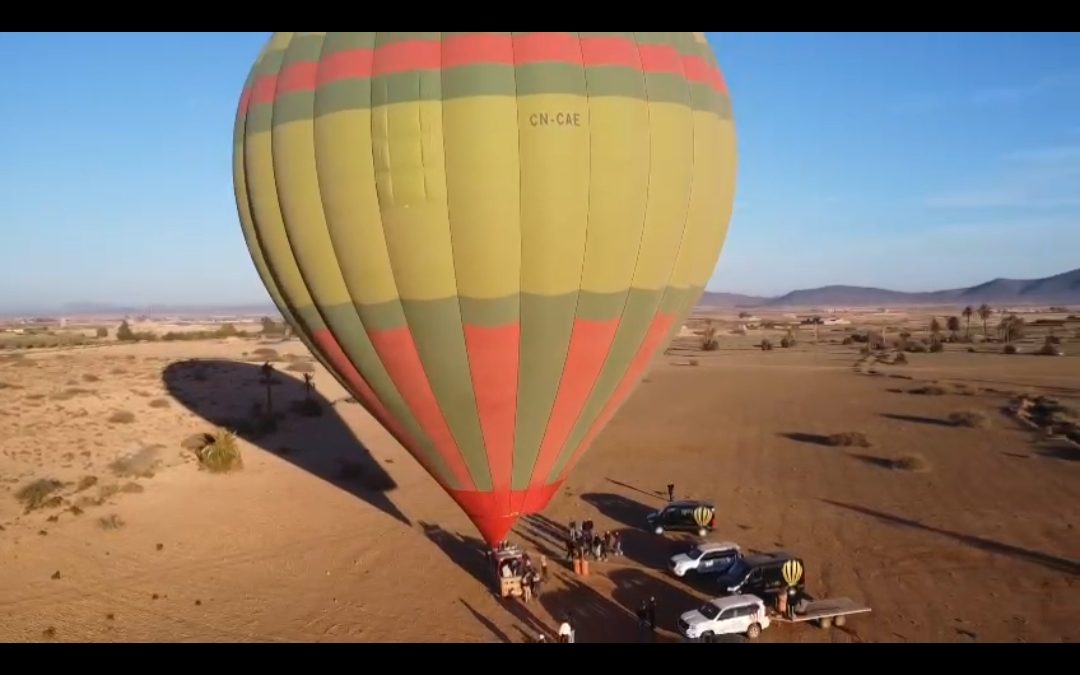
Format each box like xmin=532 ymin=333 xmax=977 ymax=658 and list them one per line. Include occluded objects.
xmin=647 ymin=596 xmax=657 ymax=632
xmin=667 ymin=483 xmax=675 ymax=501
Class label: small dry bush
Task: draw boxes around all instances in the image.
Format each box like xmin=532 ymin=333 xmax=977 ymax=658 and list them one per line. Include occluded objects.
xmin=841 ymin=336 xmax=853 ymax=345
xmin=108 ymin=410 xmax=135 ymax=424
xmin=15 ymin=478 xmax=65 ymax=512
xmin=251 ymin=347 xmax=280 ymax=359
xmin=893 ymin=352 xmax=908 ymax=365
xmin=109 ymin=446 xmax=162 ymax=478
xmin=760 ymin=339 xmax=773 ymax=351
xmin=909 ymin=385 xmax=946 ymax=396
xmin=929 ymin=340 xmax=944 ymax=353
xmin=826 ymin=432 xmax=871 ymax=447
xmin=75 ymin=475 xmax=99 ymax=492
xmin=82 ymin=373 xmax=100 ymax=383
xmin=148 ymin=398 xmax=170 ymax=408
xmin=193 ymin=429 xmax=243 ymax=473
xmin=286 ymin=361 xmax=315 ymax=373
xmin=51 ymin=387 xmax=95 ymax=401
xmin=1003 ymin=344 xmax=1018 ymax=355
xmin=98 ymin=514 xmax=125 ymax=530
xmin=892 ymin=454 xmax=930 ymax=472
xmin=948 ymin=410 xmax=990 ymax=428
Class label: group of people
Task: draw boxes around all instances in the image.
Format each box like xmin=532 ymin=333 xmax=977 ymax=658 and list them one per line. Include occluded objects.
xmin=565 ymin=519 xmax=622 ymax=562
xmin=493 ymin=542 xmax=548 ymax=604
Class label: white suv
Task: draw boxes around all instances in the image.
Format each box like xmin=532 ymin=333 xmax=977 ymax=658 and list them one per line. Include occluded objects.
xmin=677 ymin=594 xmax=770 ymax=641
xmin=669 ymin=541 xmax=740 ymax=578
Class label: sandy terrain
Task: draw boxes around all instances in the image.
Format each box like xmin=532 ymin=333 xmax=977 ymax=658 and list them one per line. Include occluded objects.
xmin=1 ymin=311 xmax=1077 ymax=643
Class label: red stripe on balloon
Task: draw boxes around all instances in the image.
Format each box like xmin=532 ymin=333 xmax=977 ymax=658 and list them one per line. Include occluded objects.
xmin=367 ymin=326 xmax=476 ymax=491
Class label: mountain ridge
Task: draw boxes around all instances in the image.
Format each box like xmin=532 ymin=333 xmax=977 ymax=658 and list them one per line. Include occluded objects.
xmin=699 ymin=266 xmax=1080 ymax=308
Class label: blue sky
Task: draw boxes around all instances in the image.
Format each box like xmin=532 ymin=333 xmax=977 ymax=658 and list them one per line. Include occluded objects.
xmin=1 ymin=32 xmax=1077 ymax=310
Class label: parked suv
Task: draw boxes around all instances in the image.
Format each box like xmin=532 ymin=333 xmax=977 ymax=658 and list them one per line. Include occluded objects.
xmin=715 ymin=551 xmax=806 ymax=599
xmin=677 ymin=594 xmax=770 ymax=641
xmin=645 ymin=500 xmax=716 ymax=537
xmin=669 ymin=541 xmax=741 ymax=578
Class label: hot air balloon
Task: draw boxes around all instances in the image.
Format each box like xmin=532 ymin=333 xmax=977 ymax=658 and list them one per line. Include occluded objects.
xmin=232 ymin=32 xmax=737 ymax=547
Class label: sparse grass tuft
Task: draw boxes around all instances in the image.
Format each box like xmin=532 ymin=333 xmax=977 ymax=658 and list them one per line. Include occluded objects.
xmin=75 ymin=475 xmax=99 ymax=492
xmin=148 ymin=398 xmax=170 ymax=408
xmin=948 ymin=410 xmax=990 ymax=428
xmin=826 ymin=432 xmax=871 ymax=447
xmin=98 ymin=514 xmax=125 ymax=530
xmin=285 ymin=361 xmax=315 ymax=373
xmin=15 ymin=478 xmax=65 ymax=512
xmin=82 ymin=373 xmax=100 ymax=383
xmin=108 ymin=410 xmax=135 ymax=424
xmin=909 ymin=385 xmax=947 ymax=396
xmin=109 ymin=446 xmax=162 ymax=478
xmin=1003 ymin=344 xmax=1018 ymax=355
xmin=892 ymin=352 xmax=908 ymax=365
xmin=193 ymin=429 xmax=243 ymax=473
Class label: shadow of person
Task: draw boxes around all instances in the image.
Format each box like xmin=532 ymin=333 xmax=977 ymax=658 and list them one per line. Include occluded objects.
xmin=579 ymin=492 xmax=687 ymax=568
xmin=162 ymin=358 xmax=408 ymax=525
xmin=608 ymin=567 xmax=707 ymax=642
xmin=538 ymin=572 xmax=639 ymax=643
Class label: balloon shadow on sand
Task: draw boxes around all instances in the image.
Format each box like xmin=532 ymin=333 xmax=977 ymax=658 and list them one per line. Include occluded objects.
xmin=162 ymin=359 xmax=408 ymax=526
xmin=420 ymin=522 xmax=554 ymax=641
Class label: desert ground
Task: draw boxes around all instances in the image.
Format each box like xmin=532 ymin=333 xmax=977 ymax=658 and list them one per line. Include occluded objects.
xmin=1 ymin=309 xmax=1078 ymax=643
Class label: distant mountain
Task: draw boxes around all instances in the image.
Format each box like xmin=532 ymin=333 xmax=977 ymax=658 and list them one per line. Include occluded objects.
xmin=697 ymin=292 xmax=769 ymax=307
xmin=55 ymin=302 xmax=279 ymax=317
xmin=702 ymin=267 xmax=1080 ymax=309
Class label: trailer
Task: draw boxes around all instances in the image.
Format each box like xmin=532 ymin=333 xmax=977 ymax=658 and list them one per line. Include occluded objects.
xmin=770 ymin=596 xmax=871 ymax=629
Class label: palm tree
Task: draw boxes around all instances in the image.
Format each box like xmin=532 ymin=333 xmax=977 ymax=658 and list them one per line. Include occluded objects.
xmin=998 ymin=314 xmax=1025 ymax=345
xmin=946 ymin=316 xmax=961 ymax=341
xmin=962 ymin=306 xmax=973 ymax=338
xmin=977 ymin=304 xmax=992 ymax=338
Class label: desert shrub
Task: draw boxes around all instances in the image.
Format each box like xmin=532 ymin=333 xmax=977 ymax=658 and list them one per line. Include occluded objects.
xmin=826 ymin=432 xmax=870 ymax=447
xmin=928 ymin=339 xmax=944 ymax=353
xmin=688 ymin=358 xmax=699 ymax=367
xmin=948 ymin=410 xmax=989 ymax=428
xmin=252 ymin=347 xmax=279 ymax=358
xmin=967 ymin=347 xmax=977 ymax=353
xmin=893 ymin=352 xmax=908 ymax=365
xmin=700 ymin=322 xmax=719 ymax=351
xmin=82 ymin=373 xmax=100 ymax=383
xmin=892 ymin=454 xmax=930 ymax=472
xmin=1003 ymin=344 xmax=1018 ymax=355
xmin=841 ymin=336 xmax=853 ymax=345
xmin=15 ymin=478 xmax=65 ymax=512
xmin=96 ymin=327 xmax=108 ymax=338
xmin=909 ymin=385 xmax=946 ymax=396
xmin=75 ymin=475 xmax=99 ymax=492
xmin=108 ymin=410 xmax=135 ymax=424
xmin=149 ymin=398 xmax=170 ymax=408
xmin=760 ymin=339 xmax=773 ymax=351
xmin=859 ymin=345 xmax=871 ymax=355
xmin=194 ymin=429 xmax=243 ymax=473
xmin=907 ymin=343 xmax=928 ymax=353
xmin=98 ymin=514 xmax=125 ymax=530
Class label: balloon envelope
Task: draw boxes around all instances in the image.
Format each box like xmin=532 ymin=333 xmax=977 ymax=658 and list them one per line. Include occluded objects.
xmin=232 ymin=32 xmax=737 ymax=546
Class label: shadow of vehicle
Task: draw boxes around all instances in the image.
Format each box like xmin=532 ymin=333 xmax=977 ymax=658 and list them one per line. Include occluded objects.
xmin=608 ymin=566 xmax=708 ymax=642
xmin=162 ymin=358 xmax=407 ymax=525
xmin=579 ymin=492 xmax=692 ymax=569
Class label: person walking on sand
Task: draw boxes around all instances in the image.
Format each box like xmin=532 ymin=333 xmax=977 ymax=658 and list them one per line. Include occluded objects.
xmin=636 ymin=601 xmax=649 ymax=642
xmin=523 ymin=571 xmax=533 ymax=603
xmin=540 ymin=554 xmax=548 ymax=581
xmin=667 ymin=483 xmax=675 ymax=502
xmin=612 ymin=531 xmax=623 ymax=557
xmin=647 ymin=596 xmax=657 ymax=633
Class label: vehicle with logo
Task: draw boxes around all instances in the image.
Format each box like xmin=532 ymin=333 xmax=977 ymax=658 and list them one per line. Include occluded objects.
xmin=676 ymin=594 xmax=770 ymax=641
xmin=714 ymin=550 xmax=872 ymax=630
xmin=668 ymin=541 xmax=741 ymax=578
xmin=645 ymin=500 xmax=716 ymax=537
xmin=714 ymin=551 xmax=807 ymax=598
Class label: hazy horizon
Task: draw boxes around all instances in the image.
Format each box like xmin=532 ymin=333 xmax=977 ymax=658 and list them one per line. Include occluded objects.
xmin=2 ymin=32 xmax=1078 ymax=309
